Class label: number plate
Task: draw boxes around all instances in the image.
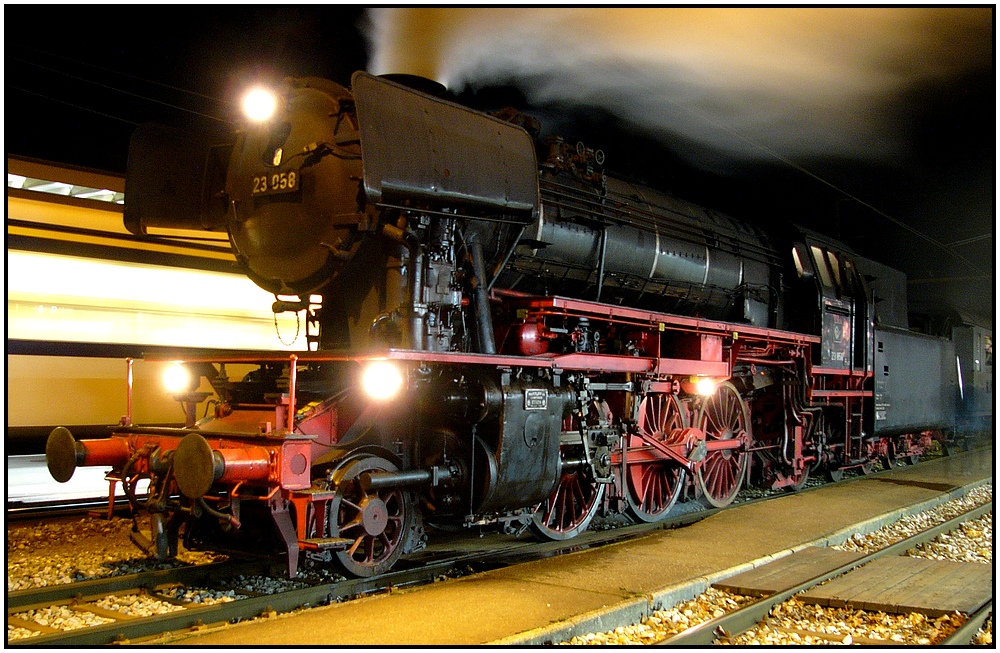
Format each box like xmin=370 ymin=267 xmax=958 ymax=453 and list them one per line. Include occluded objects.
xmin=251 ymin=170 xmax=299 ymax=196
xmin=524 ymin=388 xmax=548 ymax=410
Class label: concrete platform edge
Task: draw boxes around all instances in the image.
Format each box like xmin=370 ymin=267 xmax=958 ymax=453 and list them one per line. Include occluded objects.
xmin=490 ymin=595 xmax=651 ymax=646
xmin=807 ymin=476 xmax=992 ymax=548
xmin=491 ymin=476 xmax=991 ymax=645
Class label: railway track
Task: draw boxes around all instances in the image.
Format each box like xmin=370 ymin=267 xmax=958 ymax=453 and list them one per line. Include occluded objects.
xmin=3 ymin=453 xmax=972 ymax=645
xmin=5 ymin=495 xmax=730 ymax=645
xmin=656 ymin=500 xmax=993 ymax=646
xmin=7 ymin=464 xmax=856 ymax=646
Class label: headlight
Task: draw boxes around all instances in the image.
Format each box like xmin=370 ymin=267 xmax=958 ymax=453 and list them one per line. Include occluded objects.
xmin=163 ymin=362 xmax=194 ymax=394
xmin=695 ymin=377 xmax=717 ymax=396
xmin=361 ymin=361 xmax=404 ymax=401
xmin=242 ymin=87 xmax=278 ymax=122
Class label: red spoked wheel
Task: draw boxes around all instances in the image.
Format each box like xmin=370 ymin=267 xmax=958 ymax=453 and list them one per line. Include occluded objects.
xmin=530 ymin=469 xmax=604 ymax=541
xmin=328 ymin=455 xmax=414 ymax=577
xmin=695 ymin=382 xmax=750 ymax=508
xmin=624 ymin=394 xmax=688 ymax=523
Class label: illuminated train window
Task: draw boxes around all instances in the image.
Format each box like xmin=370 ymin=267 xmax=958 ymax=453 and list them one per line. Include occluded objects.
xmin=7 ymin=250 xmax=304 ymax=351
xmin=825 ymin=250 xmax=842 ymax=290
xmin=7 ymin=173 xmax=124 ymax=204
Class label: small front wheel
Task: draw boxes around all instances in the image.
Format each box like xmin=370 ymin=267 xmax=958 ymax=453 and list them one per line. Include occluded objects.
xmin=327 ymin=455 xmax=414 ymax=577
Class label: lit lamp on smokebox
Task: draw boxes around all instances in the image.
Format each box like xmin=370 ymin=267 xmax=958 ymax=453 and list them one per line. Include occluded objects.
xmin=241 ymin=87 xmax=279 ymax=122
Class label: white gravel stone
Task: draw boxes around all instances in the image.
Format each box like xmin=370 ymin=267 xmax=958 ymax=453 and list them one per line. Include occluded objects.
xmin=561 ymin=588 xmax=755 ymax=645
xmin=167 ymin=586 xmax=246 ymax=605
xmin=95 ymin=593 xmax=186 ymax=617
xmin=904 ymin=513 xmax=992 ymax=564
xmin=11 ymin=605 xmax=115 ymax=632
xmin=722 ymin=599 xmax=970 ymax=645
xmin=217 ymin=573 xmax=310 ymax=594
xmin=973 ymin=616 xmax=992 ymax=646
xmin=833 ymin=484 xmax=992 ymax=556
xmin=561 ymin=484 xmax=992 ymax=646
xmin=6 ymin=516 xmax=226 ymax=591
xmin=7 ymin=625 xmax=41 ymax=641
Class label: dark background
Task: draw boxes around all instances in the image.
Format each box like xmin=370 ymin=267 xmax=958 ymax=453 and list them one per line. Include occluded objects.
xmin=5 ymin=6 xmax=994 ymax=327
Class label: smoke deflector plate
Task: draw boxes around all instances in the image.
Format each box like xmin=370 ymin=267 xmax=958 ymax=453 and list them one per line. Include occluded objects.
xmin=352 ymin=71 xmax=539 ymax=223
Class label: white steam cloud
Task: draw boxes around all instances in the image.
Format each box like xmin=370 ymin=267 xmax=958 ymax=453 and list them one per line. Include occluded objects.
xmin=365 ymin=7 xmax=991 ymax=164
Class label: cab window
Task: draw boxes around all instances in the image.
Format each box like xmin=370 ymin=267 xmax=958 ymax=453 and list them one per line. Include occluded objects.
xmin=792 ymin=245 xmax=806 ymax=278
xmin=810 ymin=245 xmax=834 ymax=290
xmin=826 ymin=251 xmax=842 ymax=290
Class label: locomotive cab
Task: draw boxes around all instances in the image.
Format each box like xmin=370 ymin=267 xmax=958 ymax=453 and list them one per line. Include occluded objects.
xmin=789 ymin=230 xmax=874 ymax=372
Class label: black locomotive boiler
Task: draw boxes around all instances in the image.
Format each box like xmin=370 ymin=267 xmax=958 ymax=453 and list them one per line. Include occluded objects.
xmin=46 ymin=72 xmax=990 ymax=577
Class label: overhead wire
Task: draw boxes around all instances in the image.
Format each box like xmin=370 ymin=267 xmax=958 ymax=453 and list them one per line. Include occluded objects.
xmin=11 ymin=56 xmax=229 ymax=124
xmin=7 ymin=85 xmax=139 ymax=125
xmin=659 ymin=97 xmax=986 ymax=276
xmin=21 ymin=45 xmax=230 ymax=106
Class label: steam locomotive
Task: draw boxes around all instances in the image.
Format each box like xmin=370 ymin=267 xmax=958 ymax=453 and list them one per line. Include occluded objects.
xmin=46 ymin=72 xmax=991 ymax=578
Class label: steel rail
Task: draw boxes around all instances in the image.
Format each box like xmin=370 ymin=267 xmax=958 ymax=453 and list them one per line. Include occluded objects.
xmin=4 ymin=508 xmax=713 ymax=647
xmin=6 ymin=498 xmax=130 ymax=521
xmin=658 ymin=500 xmax=994 ymax=645
xmin=5 ymin=488 xmax=770 ymax=647
xmin=7 ymin=559 xmax=272 ymax=611
xmin=6 ymin=453 xmax=963 ymax=645
xmin=939 ymin=600 xmax=993 ymax=646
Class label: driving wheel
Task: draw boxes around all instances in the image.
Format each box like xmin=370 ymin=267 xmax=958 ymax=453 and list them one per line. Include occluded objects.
xmin=624 ymin=394 xmax=687 ymax=522
xmin=695 ymin=382 xmax=750 ymax=508
xmin=530 ymin=469 xmax=604 ymax=541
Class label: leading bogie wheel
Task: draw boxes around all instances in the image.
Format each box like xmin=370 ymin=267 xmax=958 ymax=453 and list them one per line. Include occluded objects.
xmin=624 ymin=394 xmax=688 ymax=522
xmin=695 ymin=382 xmax=750 ymax=508
xmin=327 ymin=455 xmax=414 ymax=577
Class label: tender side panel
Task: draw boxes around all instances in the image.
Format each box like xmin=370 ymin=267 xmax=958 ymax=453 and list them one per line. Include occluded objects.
xmin=873 ymin=326 xmax=956 ymax=435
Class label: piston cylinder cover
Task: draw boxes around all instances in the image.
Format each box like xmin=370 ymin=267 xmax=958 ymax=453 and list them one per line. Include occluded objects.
xmin=475 ymin=379 xmax=575 ymax=513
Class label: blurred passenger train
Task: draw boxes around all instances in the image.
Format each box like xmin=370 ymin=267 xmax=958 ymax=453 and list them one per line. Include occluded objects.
xmin=7 ymin=156 xmax=306 ymax=454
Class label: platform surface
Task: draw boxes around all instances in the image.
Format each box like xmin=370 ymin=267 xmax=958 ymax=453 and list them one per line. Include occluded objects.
xmin=173 ymin=448 xmax=992 ymax=645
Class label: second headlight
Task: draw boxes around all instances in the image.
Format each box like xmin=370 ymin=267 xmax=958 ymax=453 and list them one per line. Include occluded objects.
xmin=361 ymin=360 xmax=404 ymax=401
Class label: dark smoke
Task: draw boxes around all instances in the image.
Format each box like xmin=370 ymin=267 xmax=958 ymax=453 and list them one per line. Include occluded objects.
xmin=365 ymin=7 xmax=992 ymax=164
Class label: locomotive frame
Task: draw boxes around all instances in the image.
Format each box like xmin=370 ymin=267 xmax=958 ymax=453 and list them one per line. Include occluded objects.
xmin=45 ymin=71 xmax=983 ymax=578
